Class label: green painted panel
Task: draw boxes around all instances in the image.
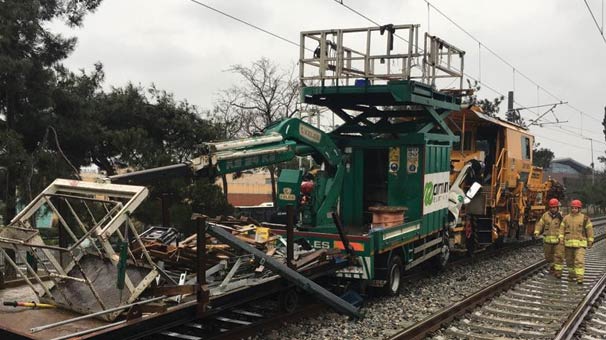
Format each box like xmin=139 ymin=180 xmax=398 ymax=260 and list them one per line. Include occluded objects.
xmin=387 ymin=145 xmax=423 ymax=221
xmin=341 ymin=149 xmax=364 ymax=227
xmin=216 ymin=145 xmax=295 ymax=174
xmin=277 ymin=169 xmax=302 ymax=207
xmin=372 ymin=219 xmax=422 ymax=250
xmin=301 ymin=80 xmax=461 ymax=111
xmin=422 ymin=144 xmax=451 ymax=234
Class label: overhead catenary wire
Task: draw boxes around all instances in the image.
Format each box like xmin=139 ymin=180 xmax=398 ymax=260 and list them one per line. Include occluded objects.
xmin=331 ymin=0 xmax=605 ymax=151
xmin=534 ymin=131 xmax=606 ymax=152
xmin=424 ymin=0 xmax=603 ymax=124
xmin=582 ymin=0 xmax=606 ymax=43
xmin=331 ymin=0 xmax=418 ymax=48
xmin=186 ymin=0 xmax=604 ymax=156
xmin=186 ymin=0 xmax=314 ymax=52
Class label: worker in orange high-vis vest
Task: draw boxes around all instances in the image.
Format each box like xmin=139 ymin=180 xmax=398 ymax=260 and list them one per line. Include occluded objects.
xmin=559 ymin=199 xmax=594 ymax=284
xmin=534 ymin=198 xmax=564 ymax=277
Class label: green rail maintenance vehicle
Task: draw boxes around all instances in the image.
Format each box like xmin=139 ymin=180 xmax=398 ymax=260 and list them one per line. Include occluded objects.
xmin=113 ymin=24 xmax=467 ymax=294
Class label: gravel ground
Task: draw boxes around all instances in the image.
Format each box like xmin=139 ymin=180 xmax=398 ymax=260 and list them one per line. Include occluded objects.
xmin=253 ymin=245 xmax=544 ymax=340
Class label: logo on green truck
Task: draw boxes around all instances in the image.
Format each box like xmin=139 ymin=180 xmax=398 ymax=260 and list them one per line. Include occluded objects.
xmin=423 ymin=171 xmax=450 ymax=215
xmin=424 ymin=183 xmax=434 ymax=206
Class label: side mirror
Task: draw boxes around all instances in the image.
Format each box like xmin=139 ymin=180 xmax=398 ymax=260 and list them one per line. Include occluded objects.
xmin=466 ymin=182 xmax=482 ymax=200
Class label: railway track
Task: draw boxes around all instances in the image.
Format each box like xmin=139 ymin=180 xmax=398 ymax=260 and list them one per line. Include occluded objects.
xmin=143 ymin=293 xmax=325 ymax=340
xmin=389 ymin=219 xmax=606 ymax=340
xmin=150 ymin=238 xmax=547 ymax=340
xmin=575 ymin=289 xmax=606 ymax=339
xmin=147 ymin=218 xmax=606 ymax=340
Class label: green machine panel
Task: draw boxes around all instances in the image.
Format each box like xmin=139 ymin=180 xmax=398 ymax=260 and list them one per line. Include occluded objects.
xmin=341 ymin=149 xmax=364 ymax=227
xmin=277 ymin=169 xmax=302 ymax=208
xmin=387 ymin=145 xmax=423 ymax=222
xmin=421 ymin=144 xmax=451 ymax=235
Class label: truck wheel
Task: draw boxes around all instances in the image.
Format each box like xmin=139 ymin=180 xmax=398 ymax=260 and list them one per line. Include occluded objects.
xmin=279 ymin=288 xmax=299 ymax=313
xmin=383 ymin=255 xmax=402 ymax=296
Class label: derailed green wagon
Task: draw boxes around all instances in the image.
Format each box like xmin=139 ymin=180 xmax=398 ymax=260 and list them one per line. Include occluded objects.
xmin=284 ymin=81 xmax=459 ymax=293
xmin=268 ymin=25 xmax=467 ymax=293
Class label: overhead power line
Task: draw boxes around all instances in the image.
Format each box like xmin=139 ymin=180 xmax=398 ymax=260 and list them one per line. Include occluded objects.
xmin=534 ymin=131 xmax=606 ymax=152
xmin=331 ymin=0 xmax=606 ymax=145
xmin=186 ymin=0 xmax=605 ymax=149
xmin=582 ymin=0 xmax=606 ymax=44
xmin=423 ymin=0 xmax=603 ymax=124
xmin=332 ymin=0 xmax=381 ymax=26
xmin=186 ymin=0 xmax=311 ymax=51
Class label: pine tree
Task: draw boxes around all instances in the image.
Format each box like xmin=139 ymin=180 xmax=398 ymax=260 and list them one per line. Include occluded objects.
xmin=0 ymin=1 xmax=101 ymax=220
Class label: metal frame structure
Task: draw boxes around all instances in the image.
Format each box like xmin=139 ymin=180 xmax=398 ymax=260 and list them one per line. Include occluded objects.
xmin=0 ymin=179 xmax=159 ymax=321
xmin=299 ymin=25 xmax=464 ymax=90
xmin=422 ymin=33 xmax=465 ymax=90
xmin=300 ymin=24 xmax=422 ymax=86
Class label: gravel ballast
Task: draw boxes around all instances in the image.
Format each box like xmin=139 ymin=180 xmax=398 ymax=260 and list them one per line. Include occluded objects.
xmin=254 ymin=245 xmax=544 ymax=340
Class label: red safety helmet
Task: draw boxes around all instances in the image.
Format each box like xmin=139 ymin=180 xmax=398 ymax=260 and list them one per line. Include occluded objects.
xmin=571 ymin=199 xmax=582 ymax=208
xmin=548 ymin=198 xmax=559 ymax=207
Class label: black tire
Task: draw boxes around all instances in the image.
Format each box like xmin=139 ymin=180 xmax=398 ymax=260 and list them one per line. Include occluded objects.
xmin=278 ymin=289 xmax=299 ymax=313
xmin=383 ymin=255 xmax=403 ymax=296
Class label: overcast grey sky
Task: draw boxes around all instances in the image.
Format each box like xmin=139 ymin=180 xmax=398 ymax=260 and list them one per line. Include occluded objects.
xmin=50 ymin=0 xmax=606 ymax=168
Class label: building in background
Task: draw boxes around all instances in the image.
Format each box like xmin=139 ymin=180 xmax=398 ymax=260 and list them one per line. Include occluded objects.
xmin=216 ymin=170 xmax=273 ymax=207
xmin=544 ymin=158 xmax=592 ymax=186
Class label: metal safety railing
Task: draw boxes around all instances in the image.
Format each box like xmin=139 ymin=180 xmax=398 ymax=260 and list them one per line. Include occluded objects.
xmin=299 ymin=25 xmax=465 ymax=90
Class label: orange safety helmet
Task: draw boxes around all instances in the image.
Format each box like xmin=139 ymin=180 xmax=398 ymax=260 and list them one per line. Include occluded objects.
xmin=571 ymin=199 xmax=582 ymax=208
xmin=548 ymin=198 xmax=559 ymax=207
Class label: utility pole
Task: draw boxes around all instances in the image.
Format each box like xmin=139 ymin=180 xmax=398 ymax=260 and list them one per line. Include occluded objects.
xmin=584 ymin=137 xmax=595 ymax=184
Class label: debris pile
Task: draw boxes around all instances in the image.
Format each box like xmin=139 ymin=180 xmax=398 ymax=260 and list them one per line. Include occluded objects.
xmin=135 ymin=215 xmax=341 ymax=297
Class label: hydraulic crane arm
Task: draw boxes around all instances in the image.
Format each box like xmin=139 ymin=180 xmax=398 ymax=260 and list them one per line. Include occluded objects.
xmin=110 ymin=118 xmax=342 ymax=184
xmin=109 ymin=118 xmax=344 ymax=228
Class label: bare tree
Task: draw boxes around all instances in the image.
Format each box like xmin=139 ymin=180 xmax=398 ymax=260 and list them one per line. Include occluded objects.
xmin=212 ymin=58 xmax=301 ymax=205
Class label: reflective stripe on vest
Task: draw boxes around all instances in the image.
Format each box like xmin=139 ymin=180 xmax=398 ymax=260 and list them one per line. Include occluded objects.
xmin=544 ymin=235 xmax=559 ymax=244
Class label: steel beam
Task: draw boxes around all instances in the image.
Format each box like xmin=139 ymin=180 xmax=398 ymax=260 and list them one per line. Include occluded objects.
xmin=206 ymin=223 xmax=361 ymax=318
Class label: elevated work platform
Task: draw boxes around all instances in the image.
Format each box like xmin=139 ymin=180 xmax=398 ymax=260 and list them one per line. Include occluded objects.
xmin=299 ymin=24 xmax=465 ymax=89
xmin=302 ymin=80 xmax=460 ymax=111
xmin=299 ymin=24 xmax=466 ymax=139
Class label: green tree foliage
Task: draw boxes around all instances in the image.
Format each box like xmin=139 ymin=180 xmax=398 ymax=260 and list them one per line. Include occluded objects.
xmin=533 ymin=144 xmax=555 ymax=168
xmin=90 ymin=84 xmax=221 ymax=174
xmin=0 ymin=1 xmax=232 ymax=227
xmin=0 ymin=0 xmax=101 ymax=220
xmin=505 ymin=109 xmax=526 ymax=127
xmin=90 ymin=82 xmax=232 ymax=228
xmin=466 ymin=80 xmax=504 ymax=117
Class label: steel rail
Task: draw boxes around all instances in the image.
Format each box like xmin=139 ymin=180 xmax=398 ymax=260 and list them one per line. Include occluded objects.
xmin=389 ymin=220 xmax=606 ymax=340
xmin=388 ymin=259 xmax=547 ymax=340
xmin=554 ymin=269 xmax=606 ymax=339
